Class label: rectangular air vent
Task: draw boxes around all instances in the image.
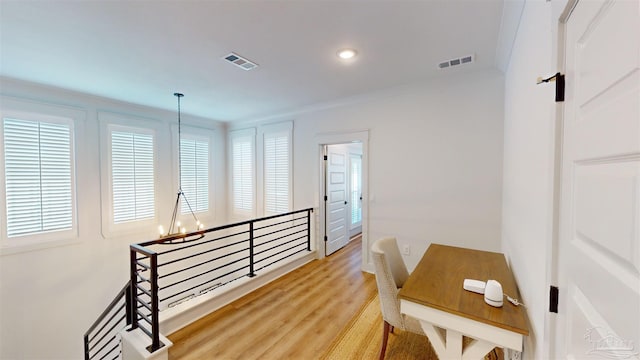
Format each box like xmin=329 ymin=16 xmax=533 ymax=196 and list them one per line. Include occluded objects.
xmin=223 ymin=52 xmax=259 ymax=71
xmin=438 ymin=54 xmax=474 ymax=70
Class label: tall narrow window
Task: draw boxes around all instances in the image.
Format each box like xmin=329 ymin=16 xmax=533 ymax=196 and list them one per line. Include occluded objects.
xmin=231 ymin=133 xmax=254 ymax=215
xmin=3 ymin=117 xmax=74 ymax=237
xmin=180 ymin=135 xmax=209 ymax=214
xmin=264 ymin=132 xmax=290 ymax=214
xmin=111 ymin=129 xmax=155 ymax=223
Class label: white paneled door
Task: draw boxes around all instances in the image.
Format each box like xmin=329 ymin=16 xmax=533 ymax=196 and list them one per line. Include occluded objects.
xmin=556 ymin=0 xmax=639 ymax=358
xmin=325 ymin=146 xmax=349 ymax=256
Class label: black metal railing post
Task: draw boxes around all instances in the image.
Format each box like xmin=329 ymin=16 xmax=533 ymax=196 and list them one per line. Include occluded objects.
xmin=248 ymin=222 xmax=256 ymax=277
xmin=149 ymin=252 xmax=162 ymax=352
xmin=129 ymin=248 xmax=139 ymax=331
xmin=125 ymin=283 xmax=133 ymax=326
xmin=306 ymin=209 xmax=312 ymax=251
xmin=84 ymin=334 xmax=89 ymax=360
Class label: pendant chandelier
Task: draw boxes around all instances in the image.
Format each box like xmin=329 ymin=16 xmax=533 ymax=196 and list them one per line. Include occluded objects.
xmin=158 ymin=92 xmax=203 ymax=239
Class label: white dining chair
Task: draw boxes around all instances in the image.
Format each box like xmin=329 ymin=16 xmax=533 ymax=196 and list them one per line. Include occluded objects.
xmin=371 ymin=237 xmax=426 ymax=360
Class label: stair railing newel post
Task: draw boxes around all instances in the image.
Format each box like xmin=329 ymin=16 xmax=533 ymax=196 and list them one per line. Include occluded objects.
xmin=125 ymin=282 xmax=133 ymax=326
xmin=83 ymin=334 xmax=89 ymax=360
xmin=306 ymin=209 xmax=311 ymax=251
xmin=149 ymin=252 xmax=162 ymax=352
xmin=249 ymin=222 xmax=255 ymax=277
xmin=129 ymin=248 xmax=139 ymax=331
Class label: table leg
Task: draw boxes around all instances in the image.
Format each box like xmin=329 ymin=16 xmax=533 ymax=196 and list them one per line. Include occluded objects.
xmin=419 ymin=321 xmax=464 ymax=360
xmin=419 ymin=321 xmax=446 ymax=357
xmin=445 ymin=329 xmax=463 ymax=359
xmin=419 ymin=320 xmax=499 ymax=360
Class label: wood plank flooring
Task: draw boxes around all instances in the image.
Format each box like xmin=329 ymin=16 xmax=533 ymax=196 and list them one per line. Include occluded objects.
xmin=168 ymin=236 xmax=376 ymax=359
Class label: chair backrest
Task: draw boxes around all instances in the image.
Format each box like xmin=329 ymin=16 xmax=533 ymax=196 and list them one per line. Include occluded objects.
xmin=371 ymin=237 xmax=409 ymax=287
xmin=371 ymin=237 xmax=410 ymax=328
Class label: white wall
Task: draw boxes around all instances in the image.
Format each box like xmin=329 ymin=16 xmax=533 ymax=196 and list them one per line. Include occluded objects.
xmin=501 ymin=1 xmax=568 ymax=358
xmin=0 ymin=78 xmax=227 ymax=359
xmin=238 ymin=69 xmax=505 ymax=271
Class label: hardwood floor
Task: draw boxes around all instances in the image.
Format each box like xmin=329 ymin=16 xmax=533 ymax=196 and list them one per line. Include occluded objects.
xmin=168 ymin=236 xmax=376 ymax=359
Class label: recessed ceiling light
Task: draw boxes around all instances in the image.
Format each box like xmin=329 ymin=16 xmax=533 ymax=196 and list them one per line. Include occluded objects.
xmin=337 ymin=48 xmax=357 ymax=60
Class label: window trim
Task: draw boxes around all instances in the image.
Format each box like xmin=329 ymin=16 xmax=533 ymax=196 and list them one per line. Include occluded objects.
xmin=99 ymin=112 xmax=160 ymax=238
xmin=0 ymin=96 xmax=83 ymax=255
xmin=259 ymin=121 xmax=293 ymax=216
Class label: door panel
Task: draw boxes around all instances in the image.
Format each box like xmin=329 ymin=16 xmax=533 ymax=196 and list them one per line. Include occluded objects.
xmin=575 ymin=163 xmax=639 ymax=268
xmin=557 ymin=0 xmax=640 ymax=358
xmin=326 ymin=147 xmax=349 ymax=255
xmin=575 ymin=71 xmax=639 ymax=159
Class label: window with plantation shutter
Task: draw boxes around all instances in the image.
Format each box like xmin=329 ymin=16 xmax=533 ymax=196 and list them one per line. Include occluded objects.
xmin=3 ymin=117 xmax=74 ymax=237
xmin=180 ymin=135 xmax=209 ymax=214
xmin=350 ymin=154 xmax=362 ymax=225
xmin=264 ymin=132 xmax=290 ymax=214
xmin=231 ymin=132 xmax=254 ymax=215
xmin=111 ymin=129 xmax=155 ymax=223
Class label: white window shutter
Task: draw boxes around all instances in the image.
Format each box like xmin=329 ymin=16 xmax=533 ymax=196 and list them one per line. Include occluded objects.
xmin=232 ymin=136 xmax=254 ymax=213
xmin=3 ymin=118 xmax=73 ymax=237
xmin=264 ymin=133 xmax=290 ymax=214
xmin=351 ymin=156 xmax=362 ymax=224
xmin=111 ymin=130 xmax=155 ymax=223
xmin=180 ymin=137 xmax=209 ymax=214
xmin=195 ymin=140 xmax=209 ymax=212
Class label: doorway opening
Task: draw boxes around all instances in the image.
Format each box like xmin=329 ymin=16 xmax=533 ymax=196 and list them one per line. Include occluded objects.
xmin=315 ymin=130 xmax=370 ymax=272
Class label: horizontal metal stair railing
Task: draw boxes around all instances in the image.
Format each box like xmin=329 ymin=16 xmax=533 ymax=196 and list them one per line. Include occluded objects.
xmin=84 ymin=208 xmax=314 ymax=358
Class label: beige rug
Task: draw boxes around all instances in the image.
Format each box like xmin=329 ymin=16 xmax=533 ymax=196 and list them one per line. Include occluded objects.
xmin=321 ymin=295 xmax=502 ymax=360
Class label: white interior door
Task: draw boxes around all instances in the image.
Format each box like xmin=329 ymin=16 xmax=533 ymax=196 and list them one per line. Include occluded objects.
xmin=556 ymin=0 xmax=639 ymax=358
xmin=325 ymin=145 xmax=349 ymax=256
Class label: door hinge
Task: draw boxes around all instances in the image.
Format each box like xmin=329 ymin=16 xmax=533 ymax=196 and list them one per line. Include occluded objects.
xmin=323 ymin=155 xmax=328 ymax=161
xmin=324 ymin=235 xmax=328 ymax=242
xmin=555 ymin=74 xmax=565 ymax=102
xmin=549 ymin=286 xmax=559 ymax=313
xmin=324 ymin=195 xmax=328 ymax=201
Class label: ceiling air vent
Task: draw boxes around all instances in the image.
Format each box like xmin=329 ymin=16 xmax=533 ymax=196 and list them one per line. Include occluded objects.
xmin=223 ymin=52 xmax=259 ymax=71
xmin=438 ymin=54 xmax=474 ymax=70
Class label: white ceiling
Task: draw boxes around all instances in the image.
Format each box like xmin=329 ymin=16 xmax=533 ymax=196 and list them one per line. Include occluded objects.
xmin=1 ymin=0 xmax=511 ymax=122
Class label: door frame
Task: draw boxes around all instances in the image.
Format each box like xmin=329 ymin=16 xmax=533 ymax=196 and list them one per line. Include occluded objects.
xmin=315 ymin=130 xmax=371 ymax=272
xmin=548 ymin=0 xmax=598 ymax=358
xmin=545 ymin=1 xmax=574 ymax=357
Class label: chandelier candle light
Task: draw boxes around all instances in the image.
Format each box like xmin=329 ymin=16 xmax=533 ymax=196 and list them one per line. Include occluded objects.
xmin=158 ymin=92 xmax=204 ymax=239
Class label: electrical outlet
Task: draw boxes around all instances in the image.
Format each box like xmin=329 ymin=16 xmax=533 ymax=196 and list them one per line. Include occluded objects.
xmin=402 ymin=245 xmax=410 ymax=255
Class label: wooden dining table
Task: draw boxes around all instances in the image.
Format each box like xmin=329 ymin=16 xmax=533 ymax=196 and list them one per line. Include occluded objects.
xmin=398 ymin=243 xmax=529 ymax=360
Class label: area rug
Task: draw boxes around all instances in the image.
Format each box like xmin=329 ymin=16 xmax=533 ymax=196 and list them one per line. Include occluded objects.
xmin=321 ymin=295 xmax=503 ymax=360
